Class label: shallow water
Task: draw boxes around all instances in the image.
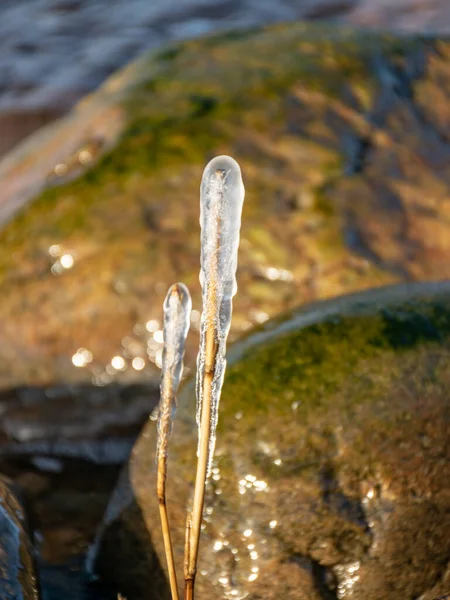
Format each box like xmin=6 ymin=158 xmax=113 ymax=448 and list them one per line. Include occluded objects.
xmin=0 ymin=382 xmax=158 ymax=600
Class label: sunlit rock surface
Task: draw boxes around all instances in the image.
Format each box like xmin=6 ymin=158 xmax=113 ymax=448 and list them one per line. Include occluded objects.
xmin=3 ymin=24 xmax=450 ymax=389
xmin=93 ymin=281 xmax=450 ymax=600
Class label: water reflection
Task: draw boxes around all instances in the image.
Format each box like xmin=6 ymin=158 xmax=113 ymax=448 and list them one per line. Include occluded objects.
xmin=49 ymin=244 xmax=75 ymax=275
xmin=145 ymin=319 xmax=159 ymax=333
xmin=333 ymin=561 xmax=361 ymax=598
xmin=111 ymin=356 xmax=126 ymax=371
xmin=131 ymin=357 xmax=145 ymax=371
xmin=72 ymin=348 xmax=93 ymax=368
xmin=60 ymin=254 xmax=74 ymax=269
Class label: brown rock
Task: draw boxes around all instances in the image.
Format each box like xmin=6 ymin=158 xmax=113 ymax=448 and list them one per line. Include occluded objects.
xmin=3 ymin=24 xmax=450 ymax=390
xmin=91 ymin=282 xmax=450 ymax=599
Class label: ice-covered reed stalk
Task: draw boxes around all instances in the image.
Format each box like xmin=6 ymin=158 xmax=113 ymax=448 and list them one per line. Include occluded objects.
xmin=184 ymin=156 xmax=245 ymax=600
xmin=157 ymin=282 xmax=192 ymax=600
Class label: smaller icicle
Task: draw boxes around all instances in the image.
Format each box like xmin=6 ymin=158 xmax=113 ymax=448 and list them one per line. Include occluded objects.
xmin=196 ymin=155 xmax=245 ymax=475
xmin=156 ymin=282 xmax=192 ymax=462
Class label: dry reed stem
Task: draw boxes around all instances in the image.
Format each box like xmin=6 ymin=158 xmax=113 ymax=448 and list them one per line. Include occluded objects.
xmin=184 ymin=329 xmax=218 ymax=598
xmin=184 ymin=579 xmax=194 ymax=600
xmin=157 ymin=456 xmax=179 ymax=600
xmin=184 ymin=190 xmax=221 ymax=598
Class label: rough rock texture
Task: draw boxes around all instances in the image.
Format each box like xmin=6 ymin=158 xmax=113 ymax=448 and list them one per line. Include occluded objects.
xmin=0 ymin=476 xmax=40 ymax=600
xmin=92 ymin=281 xmax=450 ymax=600
xmin=3 ymin=24 xmax=450 ymax=389
xmin=3 ymin=0 xmax=450 ymax=157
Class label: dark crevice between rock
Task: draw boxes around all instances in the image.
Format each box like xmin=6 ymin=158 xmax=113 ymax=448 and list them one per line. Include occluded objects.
xmin=89 ymin=464 xmax=171 ymax=600
xmin=371 ymin=41 xmax=450 ymax=148
xmin=0 ymin=382 xmax=159 ymax=600
xmin=0 ymin=454 xmax=123 ymax=600
xmin=344 ymin=42 xmax=428 ymax=176
xmin=287 ymin=553 xmax=338 ymax=600
xmin=39 ymin=556 xmax=115 ymax=600
xmin=379 ymin=305 xmax=446 ymax=349
xmin=311 ymin=559 xmax=339 ymax=600
xmin=370 ymin=43 xmax=428 ymax=122
xmin=281 ymin=461 xmax=373 ymax=600
xmin=320 ymin=462 xmax=370 ymax=531
xmin=343 ymin=134 xmax=371 ymax=175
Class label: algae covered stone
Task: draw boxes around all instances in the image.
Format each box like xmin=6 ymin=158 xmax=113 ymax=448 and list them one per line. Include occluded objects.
xmin=4 ymin=24 xmax=450 ymax=388
xmin=92 ymin=281 xmax=450 ymax=600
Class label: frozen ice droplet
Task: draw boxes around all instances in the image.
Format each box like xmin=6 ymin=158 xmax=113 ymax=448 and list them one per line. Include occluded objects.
xmin=156 ymin=282 xmax=192 ymax=461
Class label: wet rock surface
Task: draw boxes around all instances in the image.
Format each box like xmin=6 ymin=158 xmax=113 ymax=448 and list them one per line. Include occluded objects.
xmin=4 ymin=24 xmax=450 ymax=390
xmin=0 ymin=476 xmax=39 ymax=600
xmin=3 ymin=0 xmax=450 ymax=157
xmin=93 ymin=282 xmax=450 ymax=600
xmin=1 ymin=20 xmax=450 ymax=600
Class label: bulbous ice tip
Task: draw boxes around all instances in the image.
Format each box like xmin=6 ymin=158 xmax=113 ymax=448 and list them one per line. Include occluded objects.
xmin=204 ymin=154 xmax=241 ymax=173
xmin=201 ymin=155 xmax=245 ymax=195
xmin=164 ymin=282 xmax=191 ymax=311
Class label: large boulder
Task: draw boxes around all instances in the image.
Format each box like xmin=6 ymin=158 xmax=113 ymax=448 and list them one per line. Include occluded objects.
xmin=2 ymin=24 xmax=450 ymax=389
xmin=3 ymin=0 xmax=450 ymax=158
xmin=92 ymin=281 xmax=450 ymax=600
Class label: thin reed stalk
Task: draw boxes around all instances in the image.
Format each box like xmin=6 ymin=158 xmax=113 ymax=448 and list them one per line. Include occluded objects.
xmin=156 ymin=283 xmax=191 ymax=600
xmin=157 ymin=456 xmax=179 ymax=600
xmin=184 ymin=317 xmax=218 ymax=597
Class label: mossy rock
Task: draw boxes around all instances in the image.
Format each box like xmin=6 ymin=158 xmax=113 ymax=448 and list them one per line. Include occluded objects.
xmin=92 ymin=281 xmax=450 ymax=600
xmin=2 ymin=24 xmax=450 ymax=387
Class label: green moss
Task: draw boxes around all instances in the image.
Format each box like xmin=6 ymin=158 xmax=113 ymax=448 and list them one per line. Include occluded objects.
xmin=314 ymin=188 xmax=335 ymax=217
xmin=0 ymin=16 xmax=430 ymax=386
xmin=218 ymin=299 xmax=450 ymax=428
xmin=153 ymin=45 xmax=183 ymax=63
xmin=0 ymin=23 xmax=426 ymax=294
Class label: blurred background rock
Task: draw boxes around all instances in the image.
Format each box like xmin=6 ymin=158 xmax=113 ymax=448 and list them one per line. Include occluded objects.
xmin=2 ymin=0 xmax=450 ymax=157
xmin=1 ymin=2 xmax=450 ymax=598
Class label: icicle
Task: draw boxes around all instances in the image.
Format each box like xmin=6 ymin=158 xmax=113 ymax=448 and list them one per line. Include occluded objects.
xmin=156 ymin=282 xmax=192 ymax=462
xmin=196 ymin=155 xmax=245 ymax=475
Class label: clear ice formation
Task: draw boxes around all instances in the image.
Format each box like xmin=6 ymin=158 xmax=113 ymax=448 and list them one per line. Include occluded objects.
xmin=196 ymin=155 xmax=245 ymax=475
xmin=156 ymin=282 xmax=192 ymax=461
